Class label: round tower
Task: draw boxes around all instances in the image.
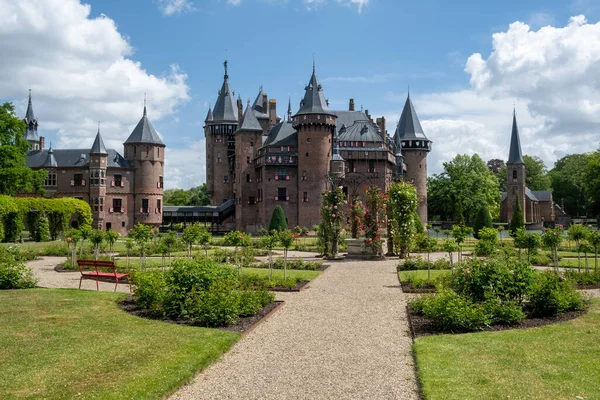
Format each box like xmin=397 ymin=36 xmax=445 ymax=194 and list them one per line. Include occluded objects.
xmin=293 ymin=64 xmax=337 ymax=228
xmin=124 ymin=105 xmax=165 ymax=230
xmin=394 ymin=94 xmax=431 ymax=226
xmin=89 ymin=127 xmax=108 ymax=229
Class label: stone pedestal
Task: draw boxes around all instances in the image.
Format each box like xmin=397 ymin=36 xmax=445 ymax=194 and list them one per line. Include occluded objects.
xmin=345 ymin=238 xmax=386 ymax=259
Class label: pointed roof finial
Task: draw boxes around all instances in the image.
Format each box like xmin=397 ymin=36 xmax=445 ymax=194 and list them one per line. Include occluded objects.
xmin=313 ymin=54 xmax=316 ymax=73
xmin=143 ymin=93 xmax=147 ymax=117
xmin=224 ymin=59 xmax=228 ymax=79
xmin=98 ymin=121 xmax=100 ymax=132
xmin=28 ymin=88 xmax=32 ymax=101
xmin=247 ymin=98 xmax=251 ymax=107
xmin=287 ymin=96 xmax=292 ymax=120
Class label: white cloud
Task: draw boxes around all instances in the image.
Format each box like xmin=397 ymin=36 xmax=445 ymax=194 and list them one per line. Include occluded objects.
xmin=303 ymin=0 xmax=367 ymax=13
xmin=227 ymin=0 xmax=243 ymax=5
xmin=164 ymin=139 xmax=206 ymax=189
xmin=158 ymin=0 xmax=195 ymax=16
xmin=0 ymin=0 xmax=190 ymax=184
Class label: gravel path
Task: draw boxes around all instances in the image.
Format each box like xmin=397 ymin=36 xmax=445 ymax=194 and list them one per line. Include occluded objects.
xmin=28 ymin=256 xmax=131 ymax=293
xmin=171 ymin=258 xmax=419 ymax=400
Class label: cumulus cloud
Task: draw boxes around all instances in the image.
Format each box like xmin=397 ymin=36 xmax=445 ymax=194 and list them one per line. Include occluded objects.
xmin=164 ymin=139 xmax=207 ymax=189
xmin=158 ymin=0 xmax=195 ymax=16
xmin=304 ymin=0 xmax=368 ymax=13
xmin=0 ymin=0 xmax=190 ymax=185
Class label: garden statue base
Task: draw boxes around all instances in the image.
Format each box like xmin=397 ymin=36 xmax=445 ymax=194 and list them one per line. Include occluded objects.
xmin=345 ymin=238 xmax=386 ymax=259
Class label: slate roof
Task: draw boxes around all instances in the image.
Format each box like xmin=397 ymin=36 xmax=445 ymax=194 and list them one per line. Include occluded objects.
xmin=27 ymin=149 xmax=131 ymax=168
xmin=251 ymin=88 xmax=269 ymax=119
xmin=212 ymin=61 xmax=238 ymax=123
xmin=295 ymin=67 xmax=335 ymax=117
xmin=205 ymin=107 xmax=213 ymax=122
xmin=90 ymin=129 xmax=108 ymax=154
xmin=41 ymin=146 xmax=57 ymax=167
xmin=25 ymin=90 xmax=36 ymax=123
xmin=508 ymin=111 xmax=524 ymax=164
xmin=262 ymin=120 xmax=297 ymax=147
xmin=237 ymin=102 xmax=263 ymax=132
xmin=338 ymin=120 xmax=383 ymax=143
xmin=500 ymin=188 xmax=553 ymax=203
xmin=124 ymin=107 xmax=164 ymax=145
xmin=334 ymin=110 xmax=369 ymax=130
xmin=394 ymin=94 xmax=427 ymax=144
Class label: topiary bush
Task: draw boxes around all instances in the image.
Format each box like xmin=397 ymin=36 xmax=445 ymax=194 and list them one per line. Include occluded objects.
xmin=529 ymin=271 xmax=586 ymax=317
xmin=34 ymin=216 xmax=51 ymax=242
xmin=472 ymin=203 xmax=493 ymax=239
xmin=268 ymin=206 xmax=288 ymax=232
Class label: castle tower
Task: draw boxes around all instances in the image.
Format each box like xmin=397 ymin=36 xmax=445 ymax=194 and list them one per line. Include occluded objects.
xmin=89 ymin=127 xmax=108 ymax=229
xmin=124 ymin=104 xmax=165 ymax=230
xmin=293 ymin=64 xmax=337 ymax=228
xmin=205 ymin=60 xmax=238 ymax=205
xmin=23 ymin=90 xmax=40 ymax=150
xmin=394 ymin=94 xmax=431 ymax=226
xmin=234 ymin=101 xmax=264 ymax=231
xmin=506 ymin=110 xmax=526 ymax=223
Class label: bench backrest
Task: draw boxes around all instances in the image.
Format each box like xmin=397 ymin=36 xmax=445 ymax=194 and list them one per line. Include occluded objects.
xmin=77 ymin=260 xmax=117 ymax=275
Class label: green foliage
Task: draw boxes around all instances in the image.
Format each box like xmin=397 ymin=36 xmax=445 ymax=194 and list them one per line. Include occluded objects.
xmin=398 ymin=257 xmax=451 ymax=271
xmin=2 ymin=212 xmax=23 ymax=242
xmin=474 ymin=227 xmax=499 ymax=257
xmin=523 ymin=155 xmax=552 ymax=191
xmin=163 ymin=184 xmax=210 ymax=206
xmin=549 ymin=153 xmax=591 ymax=217
xmin=388 ymin=181 xmax=418 ymax=258
xmin=0 ymin=246 xmax=38 ymax=289
xmin=129 ymin=222 xmax=153 ymax=259
xmin=472 ymin=203 xmax=493 ymax=239
xmin=451 ymin=224 xmax=469 ymax=245
xmin=508 ymin=199 xmax=524 ymax=235
xmin=34 ymin=216 xmax=50 ymax=242
xmin=268 ymin=206 xmax=288 ymax=232
xmin=319 ymin=187 xmax=346 ymax=257
xmin=223 ymin=231 xmax=251 ymax=247
xmin=277 ymin=229 xmax=295 ymax=249
xmin=413 ymin=211 xmax=424 ymax=234
xmin=529 ymin=271 xmax=586 ymax=317
xmin=253 ymin=258 xmax=323 ymax=271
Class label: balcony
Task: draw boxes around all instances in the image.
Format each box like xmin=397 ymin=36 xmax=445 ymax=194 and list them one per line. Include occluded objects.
xmin=109 ymin=207 xmax=125 ymax=213
xmin=111 ymin=180 xmax=125 ymax=187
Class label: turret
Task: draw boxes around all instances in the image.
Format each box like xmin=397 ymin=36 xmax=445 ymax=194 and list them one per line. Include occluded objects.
xmin=124 ymin=104 xmax=165 ymax=230
xmin=89 ymin=126 xmax=109 ymax=229
xmin=23 ymin=90 xmax=40 ymax=150
xmin=292 ymin=63 xmax=337 ymax=227
xmin=394 ymin=93 xmax=431 ymax=227
xmin=506 ymin=109 xmax=526 ymax=223
xmin=205 ymin=60 xmax=238 ymax=206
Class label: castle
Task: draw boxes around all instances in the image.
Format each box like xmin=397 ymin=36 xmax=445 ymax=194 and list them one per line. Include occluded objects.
xmin=23 ymin=91 xmax=165 ymax=235
xmin=204 ymin=61 xmax=431 ymax=232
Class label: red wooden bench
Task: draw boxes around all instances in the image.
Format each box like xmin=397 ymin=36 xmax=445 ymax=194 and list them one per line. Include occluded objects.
xmin=77 ymin=260 xmax=131 ymax=293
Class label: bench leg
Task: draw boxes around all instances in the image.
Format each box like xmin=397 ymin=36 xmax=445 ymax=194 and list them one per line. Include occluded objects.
xmin=114 ymin=279 xmax=118 ymax=292
xmin=79 ymin=276 xmax=83 ymax=290
xmin=96 ymin=276 xmax=99 ymax=291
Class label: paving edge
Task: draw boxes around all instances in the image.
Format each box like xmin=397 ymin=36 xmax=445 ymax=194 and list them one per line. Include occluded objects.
xmin=241 ymin=300 xmax=285 ymax=338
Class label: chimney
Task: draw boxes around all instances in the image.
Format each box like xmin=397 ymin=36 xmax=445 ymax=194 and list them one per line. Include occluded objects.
xmin=262 ymin=93 xmax=268 ymax=114
xmin=269 ymin=99 xmax=277 ymax=127
xmin=349 ymin=98 xmax=355 ymax=111
xmin=365 ymin=109 xmax=372 ymax=122
xmin=376 ymin=117 xmax=386 ymax=135
xmin=237 ymin=98 xmax=243 ymax=121
xmin=39 ymin=136 xmax=45 ymax=150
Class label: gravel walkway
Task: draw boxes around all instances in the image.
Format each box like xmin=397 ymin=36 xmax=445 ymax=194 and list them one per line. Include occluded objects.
xmin=171 ymin=258 xmax=419 ymax=400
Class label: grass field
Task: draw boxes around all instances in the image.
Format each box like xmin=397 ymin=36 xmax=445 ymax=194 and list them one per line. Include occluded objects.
xmin=398 ymin=270 xmax=451 ymax=281
xmin=0 ymin=289 xmax=239 ymax=400
xmin=414 ymin=299 xmax=600 ymax=400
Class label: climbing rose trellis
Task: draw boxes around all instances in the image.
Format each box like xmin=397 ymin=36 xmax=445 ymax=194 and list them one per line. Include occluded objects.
xmin=320 ymin=187 xmax=346 ymax=258
xmin=346 ymin=197 xmax=365 ymax=239
xmin=363 ymin=185 xmax=387 ymax=258
xmin=387 ymin=182 xmax=418 ymax=258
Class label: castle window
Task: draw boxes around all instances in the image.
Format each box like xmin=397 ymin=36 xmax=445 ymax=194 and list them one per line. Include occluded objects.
xmin=159 ymin=176 xmax=164 ymax=189
xmin=303 ymin=192 xmax=309 ymax=202
xmin=368 ymin=160 xmax=375 ymax=173
xmin=307 ymin=138 xmax=311 ymax=143
xmin=302 ymin=170 xmax=307 ymax=181
xmin=277 ymin=169 xmax=287 ymax=180
xmin=157 ymin=199 xmax=161 ymax=213
xmin=134 ymin=146 xmax=136 ymax=155
xmin=513 ymin=169 xmax=517 ymax=182
xmin=217 ymin=152 xmax=222 ymax=163
xmin=73 ymin=173 xmax=83 ymax=187
xmin=248 ymin=196 xmax=256 ymax=205
xmin=348 ymin=160 xmax=355 ymax=173
xmin=112 ymin=198 xmax=122 ymax=212
xmin=306 ymin=152 xmax=309 ymax=157
xmin=114 ymin=174 xmax=122 ymax=187
xmin=157 ymin=147 xmax=160 ymax=157
xmin=223 ymin=175 xmax=229 ymax=183
xmin=247 ymin=156 xmax=251 ymax=164
xmin=278 ymin=188 xmax=287 ymax=201
xmin=141 ymin=199 xmax=149 ymax=213
xmin=122 ymin=221 xmax=126 ymax=227
xmin=44 ymin=170 xmax=57 ymax=186
xmin=246 ymin=174 xmax=251 ymax=183
xmin=250 ymin=141 xmax=254 ymax=147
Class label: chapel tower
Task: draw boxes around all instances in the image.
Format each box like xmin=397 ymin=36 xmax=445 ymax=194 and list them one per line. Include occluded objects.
xmin=23 ymin=90 xmax=40 ymax=150
xmin=506 ymin=110 xmax=526 ymax=223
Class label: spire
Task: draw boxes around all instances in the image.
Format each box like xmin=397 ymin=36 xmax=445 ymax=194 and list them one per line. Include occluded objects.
xmin=41 ymin=143 xmax=57 ymax=167
xmin=143 ymin=93 xmax=147 ymax=117
xmin=394 ymin=94 xmax=427 ymax=144
xmin=90 ymin=124 xmax=108 ymax=154
xmin=252 ymin=87 xmax=266 ymax=114
xmin=125 ymin=106 xmax=164 ymax=145
xmin=24 ymin=90 xmax=39 ymax=144
xmin=237 ymin=100 xmax=263 ymax=132
xmin=25 ymin=89 xmax=36 ymax=122
xmin=212 ymin=60 xmax=238 ymax=122
xmin=507 ymin=109 xmax=524 ymax=164
xmin=205 ymin=104 xmax=213 ymax=122
xmin=295 ymin=63 xmax=335 ymax=116
xmin=287 ymin=96 xmax=292 ymax=120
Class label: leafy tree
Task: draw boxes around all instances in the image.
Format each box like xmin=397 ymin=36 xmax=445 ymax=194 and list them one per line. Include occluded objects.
xmin=487 ymin=159 xmax=507 ymax=192
xmin=584 ymin=150 xmax=600 ymax=217
xmin=89 ymin=229 xmax=104 ymax=260
xmin=588 ymin=230 xmax=600 ymax=273
xmin=549 ymin=153 xmax=591 ymax=216
xmin=198 ymin=228 xmax=212 ymax=258
xmin=182 ymin=223 xmax=202 ymax=258
xmin=79 ymin=226 xmax=91 ymax=258
xmin=163 ymin=189 xmax=190 ymax=206
xmin=441 ymin=238 xmax=460 ymax=267
xmin=0 ymin=103 xmax=46 ymax=195
xmin=268 ymin=205 xmax=288 ymax=232
xmin=188 ymin=184 xmax=210 ymax=206
xmin=523 ymin=155 xmax=551 ymax=191
xmin=129 ymin=223 xmax=153 ymax=268
xmin=452 ymin=224 xmax=469 ymax=262
xmin=472 ymin=203 xmax=493 ymax=239
xmin=160 ymin=231 xmax=178 ymax=268
xmin=568 ymin=224 xmax=587 ymax=271
xmin=124 ymin=238 xmax=134 ymax=268
xmin=262 ymin=233 xmax=279 ymax=280
xmin=509 ymin=199 xmax=524 ymax=236
xmin=277 ymin=229 xmax=295 ymax=281
xmin=415 ymin=233 xmax=437 ymax=280
xmin=35 ymin=216 xmax=50 ymax=242
xmin=427 ymin=154 xmax=500 ymax=223
xmin=105 ymin=230 xmax=120 ymax=260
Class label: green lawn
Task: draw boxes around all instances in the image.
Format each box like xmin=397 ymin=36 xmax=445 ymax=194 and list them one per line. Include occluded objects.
xmin=398 ymin=270 xmax=451 ymax=281
xmin=0 ymin=289 xmax=239 ymax=400
xmin=414 ymin=299 xmax=600 ymax=400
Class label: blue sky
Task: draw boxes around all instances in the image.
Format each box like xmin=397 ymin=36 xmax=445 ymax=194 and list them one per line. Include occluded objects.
xmin=2 ymin=0 xmax=600 ymax=188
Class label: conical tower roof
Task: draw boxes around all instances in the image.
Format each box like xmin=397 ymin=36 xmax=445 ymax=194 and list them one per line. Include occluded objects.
xmin=41 ymin=145 xmax=57 ymax=167
xmin=394 ymin=94 xmax=427 ymax=144
xmin=237 ymin=101 xmax=263 ymax=132
xmin=295 ymin=64 xmax=335 ymax=116
xmin=212 ymin=60 xmax=238 ymax=123
xmin=125 ymin=106 xmax=164 ymax=145
xmin=25 ymin=89 xmax=36 ymax=123
xmin=205 ymin=106 xmax=213 ymax=122
xmin=507 ymin=110 xmax=524 ymax=164
xmin=24 ymin=89 xmax=39 ymax=142
xmin=90 ymin=126 xmax=108 ymax=154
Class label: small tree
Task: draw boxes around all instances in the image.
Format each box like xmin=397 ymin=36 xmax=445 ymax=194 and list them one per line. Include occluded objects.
xmin=320 ymin=187 xmax=346 ymax=258
xmin=363 ymin=186 xmax=386 ymax=258
xmin=268 ymin=206 xmax=288 ymax=232
xmin=568 ymin=224 xmax=586 ymax=270
xmin=474 ymin=227 xmax=499 ymax=257
xmin=79 ymin=226 xmax=92 ymax=258
xmin=472 ymin=203 xmax=493 ymax=239
xmin=129 ymin=223 xmax=153 ymax=268
xmin=65 ymin=228 xmax=81 ymax=265
xmin=262 ymin=233 xmax=279 ymax=280
xmin=452 ymin=224 xmax=469 ymax=262
xmin=277 ymin=229 xmax=295 ymax=281
xmin=105 ymin=230 xmax=120 ymax=260
xmin=182 ymin=223 xmax=202 ymax=259
xmin=415 ymin=233 xmax=437 ymax=280
xmin=89 ymin=229 xmax=104 ymax=260
xmin=224 ymin=230 xmax=251 ymax=275
xmin=161 ymin=231 xmax=178 ymax=268
xmin=441 ymin=238 xmax=460 ymax=267
xmin=198 ymin=227 xmax=212 ymax=258
xmin=124 ymin=238 xmax=134 ymax=268
xmin=541 ymin=226 xmax=564 ymax=272
xmin=588 ymin=230 xmax=600 ymax=273
xmin=523 ymin=231 xmax=541 ymax=264
xmin=509 ymin=199 xmax=524 ymax=236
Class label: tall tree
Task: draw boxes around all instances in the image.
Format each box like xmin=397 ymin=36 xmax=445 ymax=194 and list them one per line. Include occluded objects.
xmin=188 ymin=184 xmax=210 ymax=206
xmin=549 ymin=153 xmax=591 ymax=217
xmin=0 ymin=102 xmax=45 ymax=195
xmin=523 ymin=155 xmax=551 ymax=191
xmin=163 ymin=188 xmax=190 ymax=206
xmin=584 ymin=150 xmax=600 ymax=217
xmin=427 ymin=154 xmax=500 ymax=222
xmin=487 ymin=159 xmax=507 ymax=192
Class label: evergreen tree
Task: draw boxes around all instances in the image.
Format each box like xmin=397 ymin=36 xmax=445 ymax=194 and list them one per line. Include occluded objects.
xmin=268 ymin=206 xmax=288 ymax=232
xmin=509 ymin=199 xmax=525 ymax=236
xmin=473 ymin=203 xmax=493 ymax=239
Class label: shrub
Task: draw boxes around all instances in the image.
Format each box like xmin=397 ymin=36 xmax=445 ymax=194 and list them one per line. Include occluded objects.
xmin=509 ymin=199 xmax=524 ymax=236
xmin=483 ymin=299 xmax=525 ymax=324
xmin=38 ymin=242 xmax=69 ymax=256
xmin=529 ymin=271 xmax=586 ymax=317
xmin=416 ymin=289 xmax=492 ymax=332
xmin=398 ymin=257 xmax=451 ymax=271
xmin=35 ymin=216 xmax=51 ymax=242
xmin=473 ymin=203 xmax=493 ymax=239
xmin=0 ymin=247 xmax=38 ymax=289
xmin=132 ymin=270 xmax=167 ymax=312
xmin=268 ymin=206 xmax=288 ymax=232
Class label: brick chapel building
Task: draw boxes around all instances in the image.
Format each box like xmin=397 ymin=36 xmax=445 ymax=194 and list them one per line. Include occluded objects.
xmin=23 ymin=91 xmax=165 ymax=235
xmin=205 ymin=61 xmax=431 ymax=232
